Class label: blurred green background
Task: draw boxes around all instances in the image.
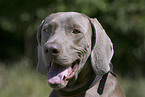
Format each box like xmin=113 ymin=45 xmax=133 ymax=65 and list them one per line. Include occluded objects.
xmin=0 ymin=0 xmax=145 ymax=97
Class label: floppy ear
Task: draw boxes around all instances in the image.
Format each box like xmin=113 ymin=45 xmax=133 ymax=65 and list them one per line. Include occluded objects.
xmin=36 ymin=20 xmax=47 ymax=75
xmin=89 ymin=18 xmax=114 ymax=75
xmin=37 ymin=20 xmax=45 ymax=45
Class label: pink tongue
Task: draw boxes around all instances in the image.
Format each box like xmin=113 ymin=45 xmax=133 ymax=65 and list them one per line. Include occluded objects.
xmin=47 ymin=66 xmax=72 ymax=84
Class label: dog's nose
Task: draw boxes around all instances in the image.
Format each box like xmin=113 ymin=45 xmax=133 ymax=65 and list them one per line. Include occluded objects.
xmin=44 ymin=43 xmax=61 ymax=56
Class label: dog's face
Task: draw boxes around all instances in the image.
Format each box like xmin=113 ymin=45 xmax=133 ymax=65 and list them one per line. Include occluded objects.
xmin=38 ymin=12 xmax=92 ymax=89
xmin=37 ymin=12 xmax=114 ymax=90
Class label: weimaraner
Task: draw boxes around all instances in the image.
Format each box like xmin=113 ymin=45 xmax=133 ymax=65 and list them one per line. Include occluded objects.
xmin=36 ymin=12 xmax=126 ymax=97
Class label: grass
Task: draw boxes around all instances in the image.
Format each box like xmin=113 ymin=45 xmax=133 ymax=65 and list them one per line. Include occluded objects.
xmin=0 ymin=58 xmax=52 ymax=97
xmin=119 ymin=76 xmax=145 ymax=97
xmin=0 ymin=57 xmax=145 ymax=97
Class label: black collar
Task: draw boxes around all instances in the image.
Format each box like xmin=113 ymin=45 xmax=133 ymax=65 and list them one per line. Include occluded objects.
xmin=58 ymin=63 xmax=116 ymax=96
xmin=97 ymin=62 xmax=116 ymax=95
xmin=58 ymin=73 xmax=102 ymax=96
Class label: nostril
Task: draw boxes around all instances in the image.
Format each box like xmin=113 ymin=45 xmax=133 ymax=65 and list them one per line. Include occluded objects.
xmin=44 ymin=43 xmax=61 ymax=56
xmin=52 ymin=48 xmax=59 ymax=55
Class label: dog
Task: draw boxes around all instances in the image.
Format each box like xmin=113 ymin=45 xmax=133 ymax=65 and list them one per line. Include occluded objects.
xmin=36 ymin=12 xmax=126 ymax=97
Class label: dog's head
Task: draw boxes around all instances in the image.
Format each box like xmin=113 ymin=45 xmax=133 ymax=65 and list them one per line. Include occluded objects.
xmin=37 ymin=12 xmax=113 ymax=89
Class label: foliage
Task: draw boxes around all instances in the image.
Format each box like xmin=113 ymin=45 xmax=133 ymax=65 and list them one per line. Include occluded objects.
xmin=0 ymin=58 xmax=52 ymax=97
xmin=0 ymin=0 xmax=145 ymax=76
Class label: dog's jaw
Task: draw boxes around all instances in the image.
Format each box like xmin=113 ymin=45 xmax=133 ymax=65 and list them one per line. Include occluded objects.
xmin=47 ymin=59 xmax=80 ymax=89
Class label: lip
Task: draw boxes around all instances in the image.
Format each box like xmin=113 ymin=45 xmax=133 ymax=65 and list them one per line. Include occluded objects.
xmin=63 ymin=59 xmax=80 ymax=80
xmin=47 ymin=59 xmax=80 ymax=88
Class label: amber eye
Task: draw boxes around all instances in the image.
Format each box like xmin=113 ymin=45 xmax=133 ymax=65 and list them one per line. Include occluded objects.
xmin=72 ymin=29 xmax=81 ymax=34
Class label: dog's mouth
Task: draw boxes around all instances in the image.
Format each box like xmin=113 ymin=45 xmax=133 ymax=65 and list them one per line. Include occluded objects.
xmin=47 ymin=59 xmax=80 ymax=88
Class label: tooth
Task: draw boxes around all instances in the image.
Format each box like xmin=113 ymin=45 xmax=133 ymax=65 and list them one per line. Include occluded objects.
xmin=47 ymin=62 xmax=53 ymax=71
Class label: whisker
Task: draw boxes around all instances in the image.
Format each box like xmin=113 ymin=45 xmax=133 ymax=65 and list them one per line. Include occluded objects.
xmin=73 ymin=47 xmax=87 ymax=60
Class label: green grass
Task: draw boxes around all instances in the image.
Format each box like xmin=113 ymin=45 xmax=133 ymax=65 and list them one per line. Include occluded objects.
xmin=0 ymin=58 xmax=145 ymax=97
xmin=119 ymin=76 xmax=145 ymax=97
xmin=0 ymin=58 xmax=52 ymax=97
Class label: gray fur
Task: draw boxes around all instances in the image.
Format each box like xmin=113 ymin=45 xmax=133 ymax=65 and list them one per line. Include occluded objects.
xmin=36 ymin=12 xmax=126 ymax=97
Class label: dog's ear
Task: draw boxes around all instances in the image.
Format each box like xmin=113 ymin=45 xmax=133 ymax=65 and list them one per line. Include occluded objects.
xmin=36 ymin=20 xmax=47 ymax=75
xmin=89 ymin=18 xmax=114 ymax=75
xmin=37 ymin=20 xmax=45 ymax=45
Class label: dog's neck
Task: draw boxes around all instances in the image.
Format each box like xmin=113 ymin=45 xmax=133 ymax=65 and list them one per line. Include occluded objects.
xmin=58 ymin=58 xmax=96 ymax=96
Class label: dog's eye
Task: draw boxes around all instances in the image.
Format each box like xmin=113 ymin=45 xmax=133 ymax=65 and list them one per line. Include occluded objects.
xmin=44 ymin=28 xmax=48 ymax=32
xmin=72 ymin=29 xmax=81 ymax=34
xmin=43 ymin=25 xmax=52 ymax=32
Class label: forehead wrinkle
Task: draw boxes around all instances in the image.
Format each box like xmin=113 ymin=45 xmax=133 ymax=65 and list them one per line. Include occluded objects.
xmin=70 ymin=16 xmax=89 ymax=33
xmin=44 ymin=13 xmax=90 ymax=33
